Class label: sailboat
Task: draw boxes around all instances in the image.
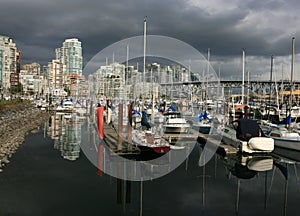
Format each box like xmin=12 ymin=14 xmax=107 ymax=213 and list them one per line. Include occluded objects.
xmin=131 ymin=17 xmax=171 ymax=155
xmin=265 ymin=37 xmax=300 ymax=151
xmin=193 ymin=49 xmax=213 ymax=134
xmin=216 ymin=49 xmax=274 ymax=153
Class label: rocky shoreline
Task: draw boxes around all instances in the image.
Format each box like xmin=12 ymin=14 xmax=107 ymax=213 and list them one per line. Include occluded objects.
xmin=0 ymin=105 xmax=50 ymax=172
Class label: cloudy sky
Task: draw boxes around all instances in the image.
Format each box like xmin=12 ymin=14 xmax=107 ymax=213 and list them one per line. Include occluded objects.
xmin=0 ymin=0 xmax=299 ymax=80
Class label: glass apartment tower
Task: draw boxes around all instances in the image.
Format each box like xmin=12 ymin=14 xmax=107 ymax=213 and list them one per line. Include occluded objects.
xmin=55 ymin=38 xmax=83 ymax=76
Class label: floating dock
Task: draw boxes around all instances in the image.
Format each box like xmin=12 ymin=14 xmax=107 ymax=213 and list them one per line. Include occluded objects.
xmin=162 ymin=129 xmax=238 ymax=155
xmin=102 ymin=123 xmax=140 ymax=156
xmin=102 ymin=121 xmax=238 ymax=156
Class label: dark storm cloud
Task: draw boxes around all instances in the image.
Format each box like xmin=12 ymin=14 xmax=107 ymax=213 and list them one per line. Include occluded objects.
xmin=0 ymin=0 xmax=299 ymax=78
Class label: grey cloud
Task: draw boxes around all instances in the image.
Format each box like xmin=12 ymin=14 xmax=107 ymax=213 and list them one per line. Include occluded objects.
xmin=0 ymin=0 xmax=299 ymax=79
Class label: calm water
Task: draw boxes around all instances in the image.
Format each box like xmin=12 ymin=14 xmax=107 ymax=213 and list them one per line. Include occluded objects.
xmin=1 ymin=114 xmax=300 ymax=216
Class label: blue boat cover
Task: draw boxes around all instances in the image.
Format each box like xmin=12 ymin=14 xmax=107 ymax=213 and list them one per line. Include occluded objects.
xmin=166 ymin=105 xmax=176 ymax=112
xmin=141 ymin=111 xmax=151 ymax=129
xmin=194 ymin=111 xmax=211 ymax=122
xmin=272 ymin=116 xmax=291 ymax=125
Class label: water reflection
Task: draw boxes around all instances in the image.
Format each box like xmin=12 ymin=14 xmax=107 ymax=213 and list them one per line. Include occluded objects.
xmin=46 ymin=113 xmax=84 ymax=161
xmin=41 ymin=112 xmax=300 ymax=215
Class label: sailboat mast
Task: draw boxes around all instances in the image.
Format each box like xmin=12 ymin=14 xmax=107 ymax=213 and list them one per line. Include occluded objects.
xmin=290 ymin=37 xmax=295 ymax=110
xmin=142 ymin=16 xmax=147 ymax=109
xmin=268 ymin=55 xmax=274 ymax=120
xmin=126 ymin=45 xmax=129 ymax=86
xmin=247 ymin=70 xmax=250 ymax=106
xmin=206 ymin=48 xmax=210 ymax=100
xmin=242 ymin=48 xmax=245 ymax=105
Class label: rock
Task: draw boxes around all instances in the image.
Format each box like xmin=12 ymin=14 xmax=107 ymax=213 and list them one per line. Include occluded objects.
xmin=2 ymin=157 xmax=9 ymax=164
xmin=0 ymin=105 xmax=50 ymax=172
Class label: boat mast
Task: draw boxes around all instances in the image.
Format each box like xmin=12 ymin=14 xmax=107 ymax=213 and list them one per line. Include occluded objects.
xmin=268 ymin=55 xmax=274 ymax=121
xmin=281 ymin=63 xmax=284 ymax=106
xmin=151 ymin=68 xmax=154 ymax=124
xmin=206 ymin=48 xmax=210 ymax=100
xmin=289 ymin=37 xmax=295 ymax=114
xmin=126 ymin=45 xmax=129 ymax=101
xmin=126 ymin=45 xmax=129 ymax=86
xmin=247 ymin=70 xmax=250 ymax=106
xmin=242 ymin=48 xmax=245 ymax=105
xmin=142 ymin=16 xmax=147 ymax=110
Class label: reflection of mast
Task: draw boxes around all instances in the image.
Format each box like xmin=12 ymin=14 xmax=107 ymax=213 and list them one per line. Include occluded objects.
xmin=198 ymin=147 xmax=206 ymax=211
xmin=269 ymin=161 xmax=290 ymax=216
xmin=283 ymin=164 xmax=288 ymax=216
xmin=116 ymin=179 xmax=132 ymax=214
xmin=202 ymin=155 xmax=206 ymax=208
xmin=264 ymin=171 xmax=268 ymax=209
xmin=140 ymin=180 xmax=143 ymax=216
xmin=236 ymin=179 xmax=241 ymax=214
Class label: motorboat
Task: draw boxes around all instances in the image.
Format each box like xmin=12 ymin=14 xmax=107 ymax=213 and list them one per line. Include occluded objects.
xmin=163 ymin=112 xmax=190 ymax=134
xmin=153 ymin=113 xmax=165 ymax=123
xmin=193 ymin=120 xmax=212 ymax=134
xmin=193 ymin=111 xmax=212 ymax=134
xmin=56 ymin=100 xmax=74 ymax=112
xmin=216 ymin=118 xmax=274 ymax=153
xmin=265 ymin=126 xmax=300 ymax=151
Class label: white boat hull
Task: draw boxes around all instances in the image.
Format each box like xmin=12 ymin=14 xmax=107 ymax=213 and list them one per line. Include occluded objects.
xmin=218 ymin=126 xmax=274 ymax=153
xmin=154 ymin=115 xmax=165 ymax=123
xmin=272 ymin=138 xmax=300 ymax=151
xmin=163 ymin=124 xmax=190 ymax=134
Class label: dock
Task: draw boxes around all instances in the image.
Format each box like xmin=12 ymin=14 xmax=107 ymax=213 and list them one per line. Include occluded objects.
xmin=162 ymin=128 xmax=207 ymax=145
xmin=102 ymin=123 xmax=140 ymax=156
xmin=102 ymin=122 xmax=238 ymax=157
xmin=162 ymin=128 xmax=238 ymax=155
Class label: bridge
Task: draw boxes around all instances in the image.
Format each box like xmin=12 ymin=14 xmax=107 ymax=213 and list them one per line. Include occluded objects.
xmin=160 ymin=80 xmax=300 ymax=96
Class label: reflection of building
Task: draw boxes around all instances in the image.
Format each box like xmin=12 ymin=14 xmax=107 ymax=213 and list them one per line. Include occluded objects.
xmin=47 ymin=114 xmax=83 ymax=161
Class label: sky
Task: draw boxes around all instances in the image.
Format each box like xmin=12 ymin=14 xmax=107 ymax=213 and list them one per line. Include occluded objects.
xmin=0 ymin=0 xmax=299 ymax=80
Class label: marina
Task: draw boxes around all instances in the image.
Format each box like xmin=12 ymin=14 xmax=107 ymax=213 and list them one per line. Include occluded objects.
xmin=1 ymin=114 xmax=300 ymax=215
xmin=1 ymin=10 xmax=300 ymax=216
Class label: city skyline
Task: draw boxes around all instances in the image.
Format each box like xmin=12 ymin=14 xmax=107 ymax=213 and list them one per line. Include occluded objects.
xmin=0 ymin=0 xmax=299 ymax=80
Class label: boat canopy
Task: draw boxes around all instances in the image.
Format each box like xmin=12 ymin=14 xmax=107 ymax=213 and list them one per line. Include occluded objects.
xmin=166 ymin=105 xmax=176 ymax=112
xmin=271 ymin=116 xmax=291 ymax=125
xmin=235 ymin=119 xmax=265 ymax=141
xmin=194 ymin=111 xmax=211 ymax=122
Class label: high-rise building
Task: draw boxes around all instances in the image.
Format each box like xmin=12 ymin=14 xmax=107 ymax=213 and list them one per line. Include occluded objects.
xmin=22 ymin=62 xmax=41 ymax=75
xmin=0 ymin=35 xmax=17 ymax=90
xmin=55 ymin=38 xmax=83 ymax=76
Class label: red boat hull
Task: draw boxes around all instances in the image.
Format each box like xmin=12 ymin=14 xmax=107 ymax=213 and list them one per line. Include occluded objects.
xmin=152 ymin=146 xmax=171 ymax=154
